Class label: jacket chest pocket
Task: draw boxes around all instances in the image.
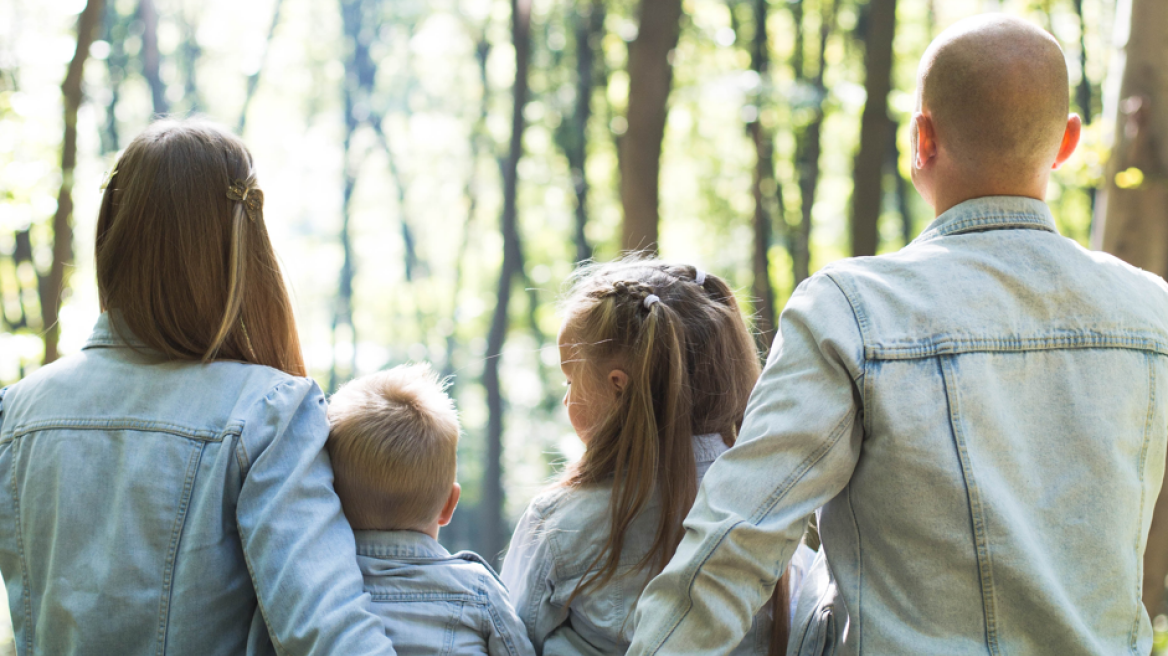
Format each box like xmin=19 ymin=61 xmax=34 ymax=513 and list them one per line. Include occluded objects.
xmin=794 ymin=606 xmax=837 ymax=656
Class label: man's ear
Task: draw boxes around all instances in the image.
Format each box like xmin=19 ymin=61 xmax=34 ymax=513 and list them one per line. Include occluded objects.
xmin=1053 ymin=113 xmax=1082 ymax=169
xmin=608 ymin=369 xmax=630 ymax=397
xmin=437 ymin=482 xmax=461 ymax=527
xmin=913 ymin=112 xmax=937 ymax=169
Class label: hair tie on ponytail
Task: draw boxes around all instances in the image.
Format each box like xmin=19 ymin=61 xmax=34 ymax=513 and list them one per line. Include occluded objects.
xmin=694 ymin=268 xmax=707 ymax=286
xmin=643 ymin=294 xmax=660 ymax=310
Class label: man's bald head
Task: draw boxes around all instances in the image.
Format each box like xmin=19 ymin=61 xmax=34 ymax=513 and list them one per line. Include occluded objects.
xmin=918 ymin=15 xmax=1069 ymax=181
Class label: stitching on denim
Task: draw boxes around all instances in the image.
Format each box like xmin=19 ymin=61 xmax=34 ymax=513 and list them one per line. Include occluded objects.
xmin=442 ymin=599 xmax=461 ymax=656
xmin=867 ymin=332 xmax=1168 ymax=360
xmin=486 ymin=591 xmax=522 ymax=656
xmin=846 ymin=484 xmax=863 ymax=653
xmin=155 ymin=442 xmax=204 ymax=655
xmin=8 ymin=437 xmax=33 ymax=655
xmin=12 ymin=418 xmax=240 ymax=442
xmin=644 ymin=408 xmax=856 ymax=652
xmin=940 ymin=356 xmax=999 ymax=656
xmin=1130 ymin=353 xmax=1156 ymax=655
xmin=368 ymin=591 xmax=484 ymax=603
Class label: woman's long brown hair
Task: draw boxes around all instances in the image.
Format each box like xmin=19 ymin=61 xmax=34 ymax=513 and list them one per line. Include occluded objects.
xmin=561 ymin=258 xmax=788 ymax=654
xmin=95 ymin=119 xmax=305 ymax=376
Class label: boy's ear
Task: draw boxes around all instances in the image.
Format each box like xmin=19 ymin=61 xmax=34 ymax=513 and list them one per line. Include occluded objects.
xmin=608 ymin=369 xmax=630 ymax=396
xmin=438 ymin=482 xmax=461 ymax=527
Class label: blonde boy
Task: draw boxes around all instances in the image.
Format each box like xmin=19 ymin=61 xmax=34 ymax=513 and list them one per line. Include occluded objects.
xmin=327 ymin=364 xmax=534 ymax=656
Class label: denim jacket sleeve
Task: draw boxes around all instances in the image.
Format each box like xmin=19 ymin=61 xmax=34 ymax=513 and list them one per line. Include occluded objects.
xmin=628 ymin=273 xmax=865 ymax=655
xmin=484 ymin=568 xmax=538 ymax=656
xmin=236 ymin=378 xmax=396 ymax=655
xmin=500 ymin=501 xmax=565 ymax=653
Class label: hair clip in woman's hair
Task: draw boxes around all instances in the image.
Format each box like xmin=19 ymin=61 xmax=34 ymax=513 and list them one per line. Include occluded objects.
xmin=643 ymin=294 xmax=660 ymax=310
xmin=226 ymin=179 xmax=264 ymax=222
xmin=694 ymin=268 xmax=707 ymax=286
xmin=99 ymin=166 xmax=118 ymax=191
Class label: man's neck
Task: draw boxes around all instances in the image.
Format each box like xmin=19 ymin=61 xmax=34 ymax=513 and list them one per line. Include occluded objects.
xmin=929 ymin=170 xmax=1050 ymax=217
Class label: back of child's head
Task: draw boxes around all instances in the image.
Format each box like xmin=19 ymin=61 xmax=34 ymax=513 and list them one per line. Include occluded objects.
xmin=558 ymin=257 xmax=761 ymax=592
xmin=327 ymin=363 xmax=460 ymax=531
xmin=96 ymin=118 xmax=304 ymax=376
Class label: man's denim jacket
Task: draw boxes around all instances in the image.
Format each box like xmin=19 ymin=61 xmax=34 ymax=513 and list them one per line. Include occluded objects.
xmin=355 ymin=530 xmax=534 ymax=656
xmin=0 ymin=314 xmax=395 ymax=655
xmin=502 ymin=434 xmax=808 ymax=655
xmin=629 ymin=197 xmax=1168 ymax=656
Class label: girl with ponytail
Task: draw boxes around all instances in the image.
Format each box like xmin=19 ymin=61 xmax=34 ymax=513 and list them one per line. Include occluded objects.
xmin=500 ymin=258 xmax=815 ymax=655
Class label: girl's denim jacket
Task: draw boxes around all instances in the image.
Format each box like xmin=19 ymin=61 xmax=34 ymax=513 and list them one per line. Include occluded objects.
xmin=501 ymin=433 xmax=812 ymax=655
xmin=629 ymin=197 xmax=1168 ymax=656
xmin=0 ymin=314 xmax=395 ymax=655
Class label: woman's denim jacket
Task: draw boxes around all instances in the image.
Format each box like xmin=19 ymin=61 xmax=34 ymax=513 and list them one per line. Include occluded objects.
xmin=0 ymin=314 xmax=395 ymax=655
xmin=501 ymin=434 xmax=788 ymax=655
xmin=629 ymin=197 xmax=1168 ymax=656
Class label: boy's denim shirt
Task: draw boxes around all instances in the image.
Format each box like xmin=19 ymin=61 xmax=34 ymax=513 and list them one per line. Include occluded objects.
xmin=0 ymin=314 xmax=395 ymax=655
xmin=629 ymin=197 xmax=1168 ymax=656
xmin=354 ymin=529 xmax=534 ymax=656
xmin=502 ymin=434 xmax=779 ymax=655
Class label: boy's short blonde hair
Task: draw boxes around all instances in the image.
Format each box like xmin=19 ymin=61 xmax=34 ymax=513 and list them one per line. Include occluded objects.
xmin=326 ymin=363 xmax=459 ymax=531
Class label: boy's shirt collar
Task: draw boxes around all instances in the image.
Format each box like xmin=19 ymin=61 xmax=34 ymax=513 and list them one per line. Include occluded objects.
xmin=354 ymin=529 xmax=451 ymax=560
xmin=913 ymin=195 xmax=1058 ymax=244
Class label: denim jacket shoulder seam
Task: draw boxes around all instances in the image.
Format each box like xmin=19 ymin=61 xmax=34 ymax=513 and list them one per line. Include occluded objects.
xmin=821 ymin=271 xmax=870 ymax=387
xmin=10 ymin=418 xmax=241 ymax=442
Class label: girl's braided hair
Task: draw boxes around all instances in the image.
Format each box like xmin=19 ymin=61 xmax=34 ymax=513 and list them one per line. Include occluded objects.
xmin=559 ymin=256 xmax=762 ymax=604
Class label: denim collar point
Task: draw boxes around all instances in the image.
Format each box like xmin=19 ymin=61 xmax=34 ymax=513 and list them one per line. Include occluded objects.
xmin=914 ymin=196 xmax=1057 ymax=244
xmin=83 ymin=312 xmax=146 ymax=350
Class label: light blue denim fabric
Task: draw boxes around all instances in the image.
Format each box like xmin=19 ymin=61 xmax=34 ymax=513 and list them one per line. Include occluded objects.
xmin=502 ymin=434 xmax=813 ymax=655
xmin=0 ymin=314 xmax=396 ymax=655
xmin=629 ymin=196 xmax=1168 ymax=656
xmin=355 ymin=530 xmax=534 ymax=656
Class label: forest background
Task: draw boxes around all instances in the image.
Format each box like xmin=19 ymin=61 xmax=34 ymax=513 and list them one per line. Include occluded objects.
xmin=2 ymin=0 xmax=1166 ymax=651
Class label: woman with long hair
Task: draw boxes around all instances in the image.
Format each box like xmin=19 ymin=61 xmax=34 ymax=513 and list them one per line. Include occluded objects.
xmin=0 ymin=120 xmax=394 ymax=654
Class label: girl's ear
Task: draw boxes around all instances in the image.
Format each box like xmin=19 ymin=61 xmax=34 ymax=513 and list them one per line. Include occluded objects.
xmin=608 ymin=369 xmax=630 ymax=396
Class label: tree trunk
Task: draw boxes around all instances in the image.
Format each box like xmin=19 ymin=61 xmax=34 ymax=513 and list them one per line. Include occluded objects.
xmin=41 ymin=0 xmax=105 ymax=365
xmin=619 ymin=0 xmax=682 ymax=253
xmin=237 ymin=0 xmax=285 ymax=134
xmin=850 ymin=0 xmax=897 ymax=257
xmin=138 ymin=0 xmax=168 ymax=116
xmin=790 ymin=0 xmax=837 ymax=285
xmin=1093 ymin=0 xmax=1168 ymax=618
xmin=748 ymin=0 xmax=777 ymax=352
xmin=482 ymin=0 xmax=532 ymax=565
xmin=563 ymin=0 xmax=603 ymax=264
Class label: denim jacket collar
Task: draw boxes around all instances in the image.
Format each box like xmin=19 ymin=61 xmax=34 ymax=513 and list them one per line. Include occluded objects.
xmin=913 ymin=195 xmax=1057 ymax=244
xmin=354 ymin=529 xmax=450 ymax=560
xmin=83 ymin=312 xmax=146 ymax=350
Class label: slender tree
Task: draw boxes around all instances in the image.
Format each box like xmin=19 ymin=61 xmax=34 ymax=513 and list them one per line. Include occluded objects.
xmin=1092 ymin=0 xmax=1168 ymax=616
xmin=482 ymin=0 xmax=533 ymax=564
xmin=41 ymin=0 xmax=106 ymax=364
xmin=743 ymin=0 xmax=782 ymax=351
xmin=790 ymin=0 xmax=838 ymax=285
xmin=850 ymin=0 xmax=897 ymax=257
xmin=619 ymin=0 xmax=683 ymax=253
xmin=138 ymin=0 xmax=168 ymax=116
xmin=238 ymin=0 xmax=285 ymax=134
xmin=557 ymin=0 xmax=604 ymax=263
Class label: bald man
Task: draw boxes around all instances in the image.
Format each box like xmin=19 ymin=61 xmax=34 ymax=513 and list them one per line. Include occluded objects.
xmin=628 ymin=15 xmax=1168 ymax=656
